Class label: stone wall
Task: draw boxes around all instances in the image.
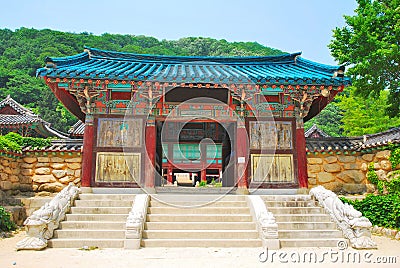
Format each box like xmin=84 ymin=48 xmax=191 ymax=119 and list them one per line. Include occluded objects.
xmin=0 ymin=153 xmax=82 ymax=194
xmin=307 ymin=150 xmax=399 ymax=194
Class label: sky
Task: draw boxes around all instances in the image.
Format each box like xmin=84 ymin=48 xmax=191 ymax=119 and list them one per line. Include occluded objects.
xmin=0 ymin=0 xmax=357 ymax=65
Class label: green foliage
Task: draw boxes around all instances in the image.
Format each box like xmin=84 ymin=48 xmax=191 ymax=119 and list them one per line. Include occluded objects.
xmin=0 ymin=206 xmax=16 ymax=232
xmin=214 ymin=182 xmax=222 ymax=187
xmin=198 ymin=181 xmax=207 ymax=187
xmin=0 ymin=136 xmax=22 ymax=153
xmin=329 ymin=0 xmax=400 ymax=117
xmin=336 ymin=88 xmax=400 ymax=136
xmin=386 ymin=174 xmax=400 ymax=195
xmin=3 ymin=132 xmax=23 ymax=146
xmin=389 ymin=146 xmax=400 ymax=169
xmin=22 ymin=137 xmax=52 ymax=149
xmin=0 ymin=132 xmax=51 ymax=152
xmin=341 ymin=194 xmax=400 ymax=230
xmin=366 ymin=155 xmax=400 ymax=195
xmin=367 ymin=162 xmax=379 ymax=185
xmin=210 ymin=179 xmax=222 ymax=187
xmin=304 ymin=102 xmax=344 ymax=137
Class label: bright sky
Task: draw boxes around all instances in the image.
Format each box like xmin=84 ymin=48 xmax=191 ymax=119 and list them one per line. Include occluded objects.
xmin=1 ymin=0 xmax=357 ymax=65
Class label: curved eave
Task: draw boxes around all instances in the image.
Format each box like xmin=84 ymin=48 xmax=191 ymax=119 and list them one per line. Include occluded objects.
xmin=38 ymin=66 xmax=351 ymax=87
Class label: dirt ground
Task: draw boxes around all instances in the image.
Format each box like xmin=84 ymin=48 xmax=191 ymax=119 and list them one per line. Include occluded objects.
xmin=0 ymin=231 xmax=399 ymax=268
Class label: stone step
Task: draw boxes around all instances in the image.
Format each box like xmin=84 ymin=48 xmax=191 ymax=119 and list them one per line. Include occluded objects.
xmin=278 ymin=230 xmax=342 ymax=239
xmin=74 ymin=200 xmax=133 ymax=207
xmin=78 ymin=194 xmax=136 ymax=201
xmin=146 ymin=214 xmax=253 ymax=222
xmin=48 ymin=238 xmax=124 ymax=248
xmin=66 ymin=214 xmax=128 ymax=221
xmin=279 ymin=238 xmax=343 ymax=248
xmin=264 ymin=201 xmax=319 ymax=207
xmin=71 ymin=207 xmax=131 ymax=214
xmin=261 ymin=195 xmax=313 ymax=201
xmin=267 ymin=207 xmax=324 ymax=214
xmin=144 ymin=221 xmax=257 ymax=230
xmin=141 ymin=238 xmax=262 ymax=247
xmin=149 ymin=200 xmax=248 ymax=207
xmin=274 ymin=214 xmax=331 ymax=222
xmin=143 ymin=230 xmax=259 ymax=239
xmin=60 ymin=221 xmax=126 ymax=230
xmin=54 ymin=229 xmax=126 ymax=239
xmin=147 ymin=207 xmax=250 ymax=214
xmin=277 ymin=222 xmax=337 ymax=230
xmin=150 ymin=195 xmax=246 ymax=203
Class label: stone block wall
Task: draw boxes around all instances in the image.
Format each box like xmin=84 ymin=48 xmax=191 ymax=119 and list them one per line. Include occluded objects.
xmin=307 ymin=149 xmax=398 ymax=194
xmin=0 ymin=157 xmax=29 ymax=193
xmin=0 ymin=152 xmax=82 ymax=194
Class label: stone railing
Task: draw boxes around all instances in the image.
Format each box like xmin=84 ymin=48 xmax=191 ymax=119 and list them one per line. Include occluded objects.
xmin=16 ymin=184 xmax=80 ymax=250
xmin=124 ymin=194 xmax=149 ymax=249
xmin=247 ymin=196 xmax=280 ymax=249
xmin=310 ymin=185 xmax=377 ymax=249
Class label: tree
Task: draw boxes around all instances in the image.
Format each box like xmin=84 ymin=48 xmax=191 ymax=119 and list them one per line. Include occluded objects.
xmin=304 ymin=102 xmax=344 ymax=137
xmin=337 ymin=87 xmax=400 ymax=136
xmin=329 ymin=0 xmax=400 ymax=117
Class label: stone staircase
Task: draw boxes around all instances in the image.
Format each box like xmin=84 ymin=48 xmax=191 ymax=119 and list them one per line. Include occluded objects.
xmin=48 ymin=194 xmax=135 ymax=248
xmin=141 ymin=195 xmax=261 ymax=247
xmin=262 ymin=195 xmax=343 ymax=247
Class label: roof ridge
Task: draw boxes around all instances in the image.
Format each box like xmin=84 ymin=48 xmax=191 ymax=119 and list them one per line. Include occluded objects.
xmin=83 ymin=46 xmax=303 ymax=64
xmin=0 ymin=95 xmax=37 ymax=116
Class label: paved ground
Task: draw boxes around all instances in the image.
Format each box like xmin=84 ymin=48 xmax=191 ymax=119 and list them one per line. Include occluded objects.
xmin=0 ymin=231 xmax=399 ymax=268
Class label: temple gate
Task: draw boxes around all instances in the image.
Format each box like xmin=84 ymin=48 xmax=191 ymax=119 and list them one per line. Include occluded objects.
xmin=38 ymin=47 xmax=350 ymax=191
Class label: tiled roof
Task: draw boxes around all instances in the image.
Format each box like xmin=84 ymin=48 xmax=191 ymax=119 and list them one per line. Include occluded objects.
xmin=0 ymin=95 xmax=44 ymax=125
xmin=0 ymin=114 xmax=43 ymax=125
xmin=37 ymin=47 xmax=351 ymax=86
xmin=306 ymin=137 xmax=363 ymax=153
xmin=68 ymin=120 xmax=85 ymax=137
xmin=304 ymin=124 xmax=330 ymax=138
xmin=360 ymin=127 xmax=400 ymax=149
xmin=0 ymin=95 xmax=38 ymax=117
xmin=0 ymin=95 xmax=68 ymax=138
xmin=23 ymin=139 xmax=83 ymax=152
xmin=306 ymin=127 xmax=400 ymax=153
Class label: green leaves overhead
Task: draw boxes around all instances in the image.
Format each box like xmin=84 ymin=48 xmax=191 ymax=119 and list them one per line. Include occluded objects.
xmin=336 ymin=87 xmax=400 ymax=136
xmin=329 ymin=0 xmax=400 ymax=117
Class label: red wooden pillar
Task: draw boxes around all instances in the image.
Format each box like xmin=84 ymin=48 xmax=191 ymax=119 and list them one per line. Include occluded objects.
xmin=201 ymin=143 xmax=207 ymax=182
xmin=201 ymin=169 xmax=207 ymax=182
xmin=167 ymin=165 xmax=173 ymax=185
xmin=145 ymin=118 xmax=156 ymax=188
xmin=296 ymin=124 xmax=308 ymax=188
xmin=236 ymin=122 xmax=248 ymax=189
xmin=81 ymin=115 xmax=94 ymax=187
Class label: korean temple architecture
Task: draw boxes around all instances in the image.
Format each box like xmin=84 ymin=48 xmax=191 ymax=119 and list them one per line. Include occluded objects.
xmin=68 ymin=120 xmax=85 ymax=138
xmin=304 ymin=124 xmax=330 ymax=138
xmin=306 ymin=126 xmax=400 ymax=154
xmin=0 ymin=95 xmax=67 ymax=138
xmin=37 ymin=47 xmax=351 ymax=191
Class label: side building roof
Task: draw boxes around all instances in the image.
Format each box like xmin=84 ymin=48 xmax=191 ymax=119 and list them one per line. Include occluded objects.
xmin=304 ymin=124 xmax=330 ymax=138
xmin=306 ymin=127 xmax=400 ymax=153
xmin=68 ymin=120 xmax=85 ymax=138
xmin=0 ymin=95 xmax=68 ymax=138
